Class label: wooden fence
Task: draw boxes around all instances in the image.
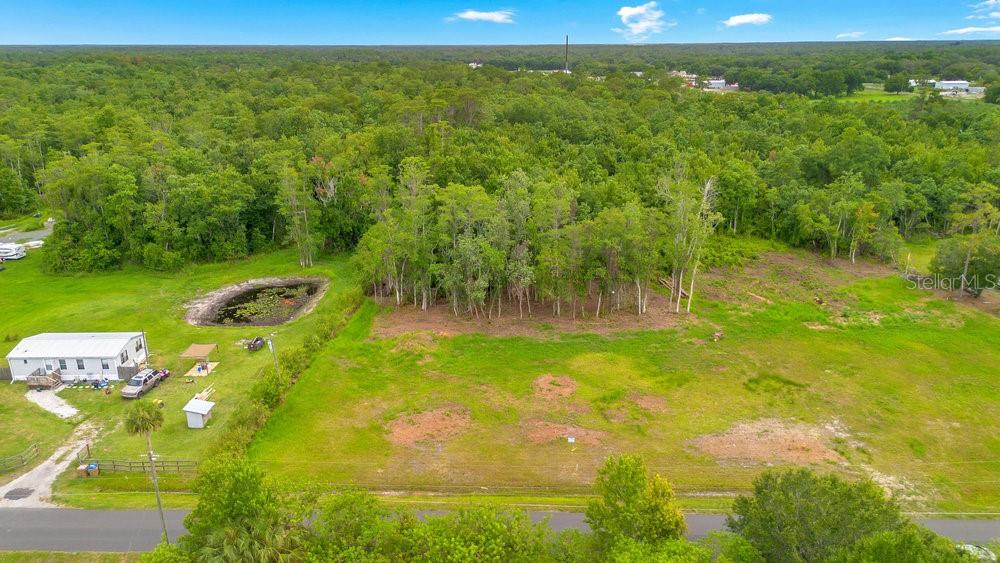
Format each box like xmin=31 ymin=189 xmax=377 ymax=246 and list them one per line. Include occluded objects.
xmin=76 ymin=456 xmax=198 ymax=474
xmin=0 ymin=443 xmax=38 ymax=473
xmin=0 ymin=366 xmax=11 ymax=381
xmin=117 ymin=365 xmax=141 ymax=380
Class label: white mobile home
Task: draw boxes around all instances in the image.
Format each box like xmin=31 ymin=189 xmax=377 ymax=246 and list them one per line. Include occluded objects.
xmin=5 ymin=332 xmax=148 ymax=381
xmin=935 ymin=80 xmax=970 ymax=91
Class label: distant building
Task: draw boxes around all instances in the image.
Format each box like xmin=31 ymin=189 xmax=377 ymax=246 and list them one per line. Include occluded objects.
xmin=704 ymin=79 xmax=738 ymax=91
xmin=668 ymin=70 xmax=699 ymax=87
xmin=468 ymin=62 xmax=483 ymax=70
xmin=968 ymin=86 xmax=986 ymax=95
xmin=936 ymin=80 xmax=971 ymax=91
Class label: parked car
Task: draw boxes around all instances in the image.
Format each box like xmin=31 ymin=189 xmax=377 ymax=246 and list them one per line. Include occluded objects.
xmin=247 ymin=336 xmax=265 ymax=352
xmin=0 ymin=243 xmax=26 ymax=260
xmin=120 ymin=368 xmax=164 ymax=399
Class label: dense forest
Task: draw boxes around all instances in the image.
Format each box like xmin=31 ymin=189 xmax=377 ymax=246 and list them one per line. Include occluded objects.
xmin=1 ymin=45 xmax=998 ymax=312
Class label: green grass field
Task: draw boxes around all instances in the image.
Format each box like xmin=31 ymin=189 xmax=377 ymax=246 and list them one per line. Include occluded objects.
xmin=903 ymin=238 xmax=942 ymax=273
xmin=3 ymin=242 xmax=999 ymax=514
xmin=0 ymin=250 xmax=357 ymax=502
xmin=0 ymin=384 xmax=74 ymax=485
xmin=841 ymin=89 xmax=916 ymax=103
xmin=248 ymin=248 xmax=1000 ymax=513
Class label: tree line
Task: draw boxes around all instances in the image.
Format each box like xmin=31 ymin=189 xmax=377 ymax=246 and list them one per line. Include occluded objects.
xmin=0 ymin=50 xmax=997 ymax=296
xmin=140 ymin=453 xmax=979 ymax=562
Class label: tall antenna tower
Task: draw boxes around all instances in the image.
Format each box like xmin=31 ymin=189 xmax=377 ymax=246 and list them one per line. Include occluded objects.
xmin=564 ymin=34 xmax=570 ymax=73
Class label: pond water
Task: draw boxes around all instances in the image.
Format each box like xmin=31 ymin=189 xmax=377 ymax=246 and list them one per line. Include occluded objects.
xmin=214 ymin=282 xmax=321 ymax=325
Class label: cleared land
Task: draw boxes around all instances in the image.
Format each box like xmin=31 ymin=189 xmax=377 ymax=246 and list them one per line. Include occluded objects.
xmin=2 ymin=242 xmax=998 ymax=513
xmin=0 ymin=250 xmax=356 ymax=507
xmin=249 ymin=245 xmax=1000 ymax=513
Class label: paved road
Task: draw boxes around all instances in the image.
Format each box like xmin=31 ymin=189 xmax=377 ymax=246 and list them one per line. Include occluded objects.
xmin=1 ymin=508 xmax=998 ymax=552
xmin=0 ymin=508 xmax=188 ymax=552
xmin=0 ymin=219 xmax=53 ymax=244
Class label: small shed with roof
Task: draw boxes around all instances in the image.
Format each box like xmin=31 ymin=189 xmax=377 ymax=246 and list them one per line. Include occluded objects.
xmin=182 ymin=398 xmax=215 ymax=429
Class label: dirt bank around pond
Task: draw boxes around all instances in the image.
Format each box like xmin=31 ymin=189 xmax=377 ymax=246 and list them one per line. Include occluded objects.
xmin=185 ymin=276 xmax=329 ymax=326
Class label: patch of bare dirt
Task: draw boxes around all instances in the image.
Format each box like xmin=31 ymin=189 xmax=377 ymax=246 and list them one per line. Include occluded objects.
xmin=629 ymin=393 xmax=668 ymax=413
xmin=390 ymin=331 xmax=438 ymax=354
xmin=523 ymin=420 xmax=607 ymax=446
xmin=373 ymin=291 xmax=685 ymax=338
xmin=690 ymin=418 xmax=844 ymax=466
xmin=861 ymin=465 xmax=924 ymax=501
xmin=388 ymin=405 xmax=472 ymax=446
xmin=533 ymin=375 xmax=577 ymax=400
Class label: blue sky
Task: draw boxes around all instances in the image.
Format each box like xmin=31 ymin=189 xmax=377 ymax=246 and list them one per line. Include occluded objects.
xmin=1 ymin=1 xmax=999 ymax=45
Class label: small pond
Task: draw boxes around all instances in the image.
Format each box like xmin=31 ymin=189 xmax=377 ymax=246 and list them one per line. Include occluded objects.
xmin=185 ymin=277 xmax=328 ymax=327
xmin=214 ymin=283 xmax=321 ymax=325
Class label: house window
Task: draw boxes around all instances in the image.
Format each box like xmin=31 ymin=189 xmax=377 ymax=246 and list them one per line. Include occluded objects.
xmin=101 ymin=359 xmax=110 ymax=370
xmin=45 ymin=361 xmax=53 ymax=371
xmin=76 ymin=359 xmax=85 ymax=370
xmin=58 ymin=359 xmax=67 ymax=371
xmin=120 ymin=350 xmax=128 ymax=363
xmin=136 ymin=339 xmax=144 ymax=352
xmin=23 ymin=360 xmax=28 ymax=364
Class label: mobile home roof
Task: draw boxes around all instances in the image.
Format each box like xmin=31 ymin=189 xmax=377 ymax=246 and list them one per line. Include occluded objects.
xmin=5 ymin=332 xmax=143 ymax=360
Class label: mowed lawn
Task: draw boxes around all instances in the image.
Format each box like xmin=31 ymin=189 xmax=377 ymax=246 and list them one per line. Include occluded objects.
xmin=249 ymin=254 xmax=1000 ymax=513
xmin=0 ymin=250 xmax=356 ymax=505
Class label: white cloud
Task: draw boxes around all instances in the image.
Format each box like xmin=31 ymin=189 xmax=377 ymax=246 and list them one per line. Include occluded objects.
xmin=963 ymin=1 xmax=1000 ymax=22
xmin=941 ymin=25 xmax=1000 ymax=34
xmin=447 ymin=9 xmax=515 ymax=24
xmin=612 ymin=2 xmax=675 ymax=42
xmin=722 ymin=13 xmax=772 ymax=27
xmin=836 ymin=31 xmax=865 ymax=39
xmin=885 ymin=36 xmax=913 ymax=41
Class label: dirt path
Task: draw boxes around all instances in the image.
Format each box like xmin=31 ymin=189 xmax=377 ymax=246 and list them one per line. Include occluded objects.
xmin=0 ymin=422 xmax=101 ymax=507
xmin=24 ymin=389 xmax=79 ymax=419
xmin=0 ymin=219 xmax=54 ymax=244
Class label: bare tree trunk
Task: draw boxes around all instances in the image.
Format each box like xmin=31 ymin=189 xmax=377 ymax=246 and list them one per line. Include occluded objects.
xmin=960 ymin=245 xmax=973 ymax=295
xmin=635 ymin=279 xmax=642 ymax=316
xmin=687 ymin=262 xmax=699 ymax=313
xmin=596 ymin=291 xmax=602 ymax=319
xmin=675 ymin=270 xmax=684 ymax=313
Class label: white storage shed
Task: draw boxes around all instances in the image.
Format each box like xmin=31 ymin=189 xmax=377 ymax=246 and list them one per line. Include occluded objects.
xmin=183 ymin=398 xmax=215 ymax=429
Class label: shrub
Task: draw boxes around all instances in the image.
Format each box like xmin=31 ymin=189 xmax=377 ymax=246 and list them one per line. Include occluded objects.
xmin=586 ymin=454 xmax=686 ymax=547
xmin=828 ymin=525 xmax=974 ymax=563
xmin=728 ymin=469 xmax=906 ymax=563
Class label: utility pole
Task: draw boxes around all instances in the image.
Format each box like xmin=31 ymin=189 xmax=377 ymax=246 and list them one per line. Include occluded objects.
xmin=146 ymin=435 xmax=168 ymax=543
xmin=564 ymin=35 xmax=569 ymax=73
xmin=267 ymin=337 xmax=280 ymax=378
